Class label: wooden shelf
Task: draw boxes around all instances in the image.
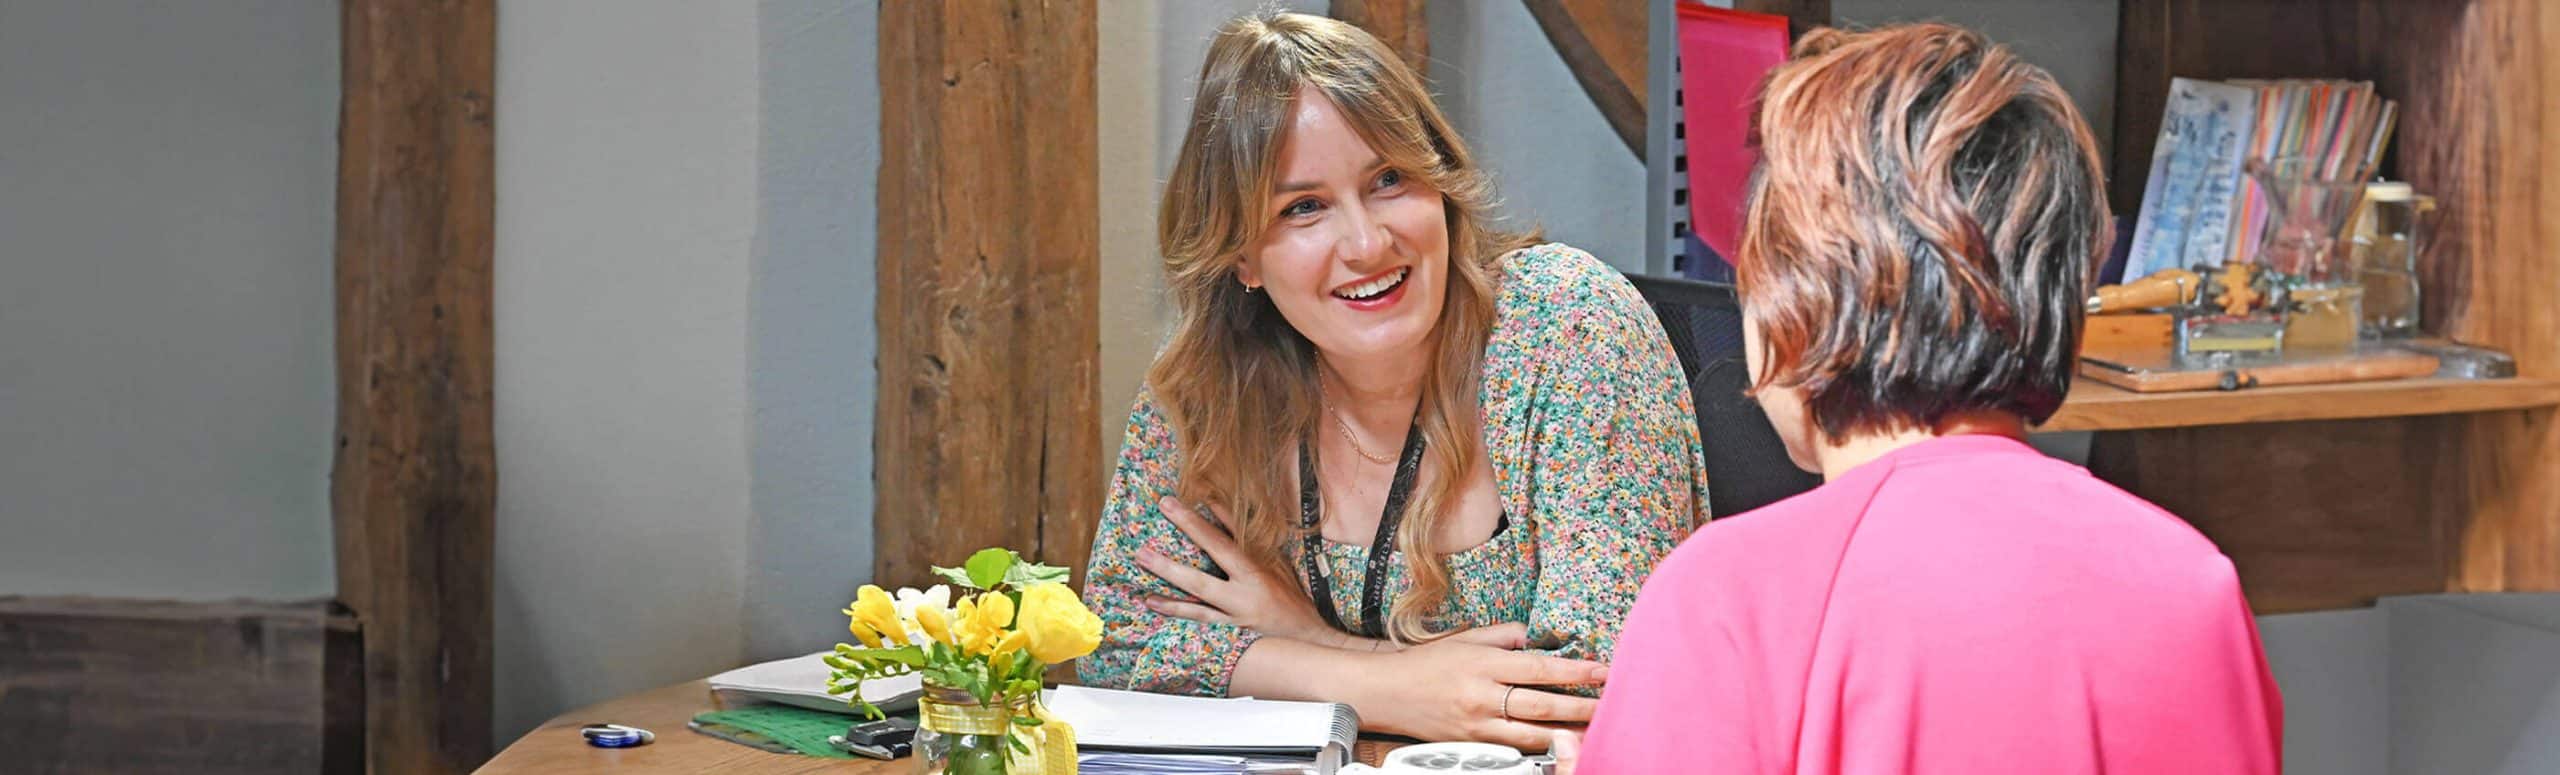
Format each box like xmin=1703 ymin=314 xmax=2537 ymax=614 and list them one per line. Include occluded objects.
xmin=2089 ymin=0 xmax=2560 ymax=610
xmin=2039 ymin=376 xmax=2560 ymax=432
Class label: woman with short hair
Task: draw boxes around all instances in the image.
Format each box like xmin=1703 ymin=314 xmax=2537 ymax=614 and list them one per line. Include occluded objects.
xmin=1573 ymin=23 xmax=2284 ymax=774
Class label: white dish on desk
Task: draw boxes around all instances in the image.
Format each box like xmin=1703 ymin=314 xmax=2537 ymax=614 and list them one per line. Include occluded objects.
xmin=1342 ymin=742 xmax=1544 ymax=775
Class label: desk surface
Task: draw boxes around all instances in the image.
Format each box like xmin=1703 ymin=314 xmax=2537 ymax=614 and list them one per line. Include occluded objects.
xmin=480 ymin=679 xmax=1406 ymax=773
xmin=480 ymin=680 xmax=898 ymax=774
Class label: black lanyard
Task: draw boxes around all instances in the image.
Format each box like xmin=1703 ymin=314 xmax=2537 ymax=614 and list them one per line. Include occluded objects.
xmin=1298 ymin=425 xmax=1427 ymax=639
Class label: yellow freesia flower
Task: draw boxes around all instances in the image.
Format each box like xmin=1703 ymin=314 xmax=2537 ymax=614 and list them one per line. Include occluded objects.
xmin=914 ymin=603 xmax=953 ymax=645
xmin=953 ymin=592 xmax=1017 ymax=656
xmin=846 ymin=618 xmax=885 ymax=649
xmin=842 ymin=592 xmax=886 ymax=648
xmin=1015 ymin=582 xmax=1102 ymax=664
xmin=848 ymin=585 xmax=904 ymax=647
xmin=990 ymin=629 xmax=1030 ymax=661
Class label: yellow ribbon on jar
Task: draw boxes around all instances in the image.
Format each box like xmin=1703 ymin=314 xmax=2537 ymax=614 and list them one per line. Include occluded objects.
xmin=1006 ymin=700 xmax=1077 ymax=775
xmin=917 ymin=684 xmax=1078 ymax=775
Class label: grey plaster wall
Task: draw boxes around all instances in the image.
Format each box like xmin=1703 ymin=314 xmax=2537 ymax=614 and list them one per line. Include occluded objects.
xmin=0 ymin=0 xmax=339 ymax=600
xmin=492 ymin=0 xmax=760 ymax=741
xmin=1429 ymin=0 xmax=1651 ymax=272
xmin=745 ymin=0 xmax=880 ymax=664
xmin=491 ymin=0 xmax=885 ymax=743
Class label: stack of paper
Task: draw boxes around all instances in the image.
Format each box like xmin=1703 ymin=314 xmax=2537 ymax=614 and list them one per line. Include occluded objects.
xmin=1044 ymin=686 xmax=1358 ymax=774
xmin=1077 ymin=752 xmax=1318 ymax=774
xmin=704 ymin=650 xmax=921 ymax=715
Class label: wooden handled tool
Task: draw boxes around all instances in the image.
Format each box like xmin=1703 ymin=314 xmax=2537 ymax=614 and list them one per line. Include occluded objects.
xmin=2088 ymin=268 xmax=2203 ymax=314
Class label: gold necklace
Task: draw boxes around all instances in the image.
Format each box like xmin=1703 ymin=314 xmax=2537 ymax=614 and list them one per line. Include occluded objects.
xmin=1318 ymin=382 xmax=1397 ymax=465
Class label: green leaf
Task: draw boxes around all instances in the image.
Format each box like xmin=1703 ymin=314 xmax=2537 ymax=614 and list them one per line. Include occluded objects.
xmin=840 ymin=645 xmax=927 ymax=667
xmin=1005 ymin=680 xmax=1043 ymax=701
xmin=964 ymin=548 xmax=1017 ymax=590
xmin=1012 ymin=716 xmax=1045 ymax=727
xmin=1002 ymin=559 xmax=1072 ymax=588
xmin=930 ymin=564 xmax=981 ymax=589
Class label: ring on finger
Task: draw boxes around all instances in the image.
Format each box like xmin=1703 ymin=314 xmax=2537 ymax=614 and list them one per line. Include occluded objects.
xmin=1499 ymin=685 xmax=1517 ymax=721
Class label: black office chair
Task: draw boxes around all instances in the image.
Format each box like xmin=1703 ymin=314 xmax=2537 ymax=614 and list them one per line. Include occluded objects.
xmin=1625 ymin=273 xmax=1823 ymax=519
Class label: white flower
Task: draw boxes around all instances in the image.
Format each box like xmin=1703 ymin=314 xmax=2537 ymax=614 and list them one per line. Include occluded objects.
xmin=892 ymin=585 xmax=951 ymax=645
xmin=894 ymin=585 xmax=951 ymax=617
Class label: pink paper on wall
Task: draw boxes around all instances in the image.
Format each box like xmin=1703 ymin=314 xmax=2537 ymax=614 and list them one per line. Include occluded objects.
xmin=1677 ymin=4 xmax=1791 ymax=263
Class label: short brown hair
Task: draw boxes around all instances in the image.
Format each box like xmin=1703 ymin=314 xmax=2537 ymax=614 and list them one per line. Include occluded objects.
xmin=1738 ymin=23 xmax=2108 ymax=439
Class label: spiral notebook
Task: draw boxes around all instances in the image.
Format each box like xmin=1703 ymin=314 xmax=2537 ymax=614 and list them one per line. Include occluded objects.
xmin=1043 ymin=685 xmax=1360 ymax=775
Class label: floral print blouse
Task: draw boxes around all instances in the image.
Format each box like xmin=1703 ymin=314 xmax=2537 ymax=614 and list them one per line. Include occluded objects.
xmin=1078 ymin=243 xmax=1709 ymax=696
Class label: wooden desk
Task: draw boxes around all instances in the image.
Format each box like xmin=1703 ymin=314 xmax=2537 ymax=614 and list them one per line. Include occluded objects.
xmin=480 ymin=680 xmax=896 ymax=774
xmin=481 ymin=680 xmax=1406 ymax=773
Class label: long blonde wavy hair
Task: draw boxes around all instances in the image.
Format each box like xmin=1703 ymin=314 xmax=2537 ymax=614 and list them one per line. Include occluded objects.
xmin=1150 ymin=12 xmax=1538 ymax=643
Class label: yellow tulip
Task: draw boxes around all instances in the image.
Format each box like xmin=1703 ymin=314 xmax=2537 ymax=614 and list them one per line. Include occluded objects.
xmin=850 ymin=585 xmax=905 ymax=646
xmin=1015 ymin=583 xmax=1103 ymax=664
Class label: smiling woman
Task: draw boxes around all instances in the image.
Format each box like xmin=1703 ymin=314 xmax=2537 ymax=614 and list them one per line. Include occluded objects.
xmin=1076 ymin=12 xmax=1710 ymax=751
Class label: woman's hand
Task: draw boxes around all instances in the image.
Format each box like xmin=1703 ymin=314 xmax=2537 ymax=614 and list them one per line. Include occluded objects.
xmin=1136 ymin=496 xmax=1355 ymax=647
xmin=1349 ymin=623 xmax=1608 ymax=750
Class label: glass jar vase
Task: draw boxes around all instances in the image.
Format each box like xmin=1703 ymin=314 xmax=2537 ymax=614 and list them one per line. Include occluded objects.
xmin=915 ymin=682 xmax=1046 ymax=775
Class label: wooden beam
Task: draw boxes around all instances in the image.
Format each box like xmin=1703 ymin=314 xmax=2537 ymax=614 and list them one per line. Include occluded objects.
xmin=876 ymin=0 xmax=1103 ymax=587
xmin=333 ymin=0 xmax=496 ymax=772
xmin=1733 ymin=0 xmax=1829 ymax=38
xmin=1523 ymin=0 xmax=1649 ymax=159
xmin=1333 ymin=0 xmax=1429 ymax=74
xmin=2421 ymin=0 xmax=2560 ymax=593
xmin=0 ymin=597 xmax=362 ymax=775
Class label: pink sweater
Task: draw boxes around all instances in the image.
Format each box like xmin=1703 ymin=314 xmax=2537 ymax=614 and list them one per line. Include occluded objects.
xmin=1579 ymin=434 xmax=2283 ymax=774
